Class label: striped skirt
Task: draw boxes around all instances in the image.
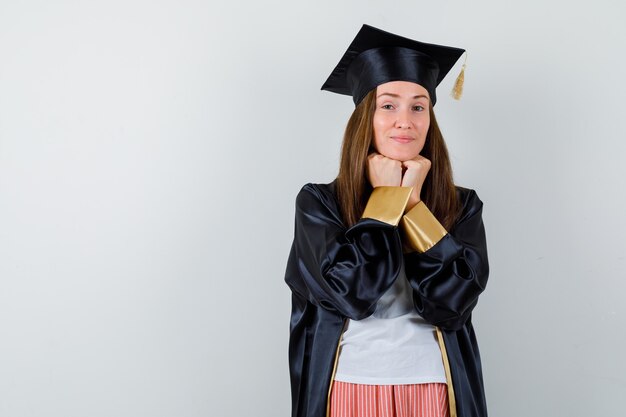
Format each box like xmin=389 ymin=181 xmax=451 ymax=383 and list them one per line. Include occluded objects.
xmin=329 ymin=381 xmax=449 ymax=417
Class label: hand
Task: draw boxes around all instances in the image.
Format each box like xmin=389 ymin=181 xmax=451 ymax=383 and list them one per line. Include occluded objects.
xmin=401 ymin=155 xmax=431 ymax=211
xmin=366 ymin=152 xmax=403 ymax=187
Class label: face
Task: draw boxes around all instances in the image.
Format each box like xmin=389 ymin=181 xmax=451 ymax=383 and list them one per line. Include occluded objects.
xmin=372 ymin=80 xmax=430 ymax=161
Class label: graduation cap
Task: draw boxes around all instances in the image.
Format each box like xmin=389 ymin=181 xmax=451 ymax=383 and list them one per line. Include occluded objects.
xmin=321 ymin=24 xmax=467 ymax=106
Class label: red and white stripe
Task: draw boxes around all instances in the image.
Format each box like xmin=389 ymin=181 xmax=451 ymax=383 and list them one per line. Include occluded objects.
xmin=329 ymin=381 xmax=449 ymax=417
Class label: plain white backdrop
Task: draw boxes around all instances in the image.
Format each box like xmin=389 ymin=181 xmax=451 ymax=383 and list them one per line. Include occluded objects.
xmin=1 ymin=1 xmax=625 ymax=416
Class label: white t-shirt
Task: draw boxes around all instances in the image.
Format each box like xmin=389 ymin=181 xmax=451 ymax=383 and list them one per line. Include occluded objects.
xmin=333 ymin=260 xmax=447 ymax=385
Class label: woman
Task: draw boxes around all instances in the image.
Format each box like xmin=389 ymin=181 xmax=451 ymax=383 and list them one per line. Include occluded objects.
xmin=284 ymin=24 xmax=489 ymax=417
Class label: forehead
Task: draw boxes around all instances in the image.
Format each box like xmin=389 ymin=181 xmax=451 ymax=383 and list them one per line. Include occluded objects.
xmin=375 ymin=80 xmax=429 ymax=98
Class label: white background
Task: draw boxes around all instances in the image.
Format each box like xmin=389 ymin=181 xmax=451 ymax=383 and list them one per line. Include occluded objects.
xmin=1 ymin=1 xmax=625 ymax=416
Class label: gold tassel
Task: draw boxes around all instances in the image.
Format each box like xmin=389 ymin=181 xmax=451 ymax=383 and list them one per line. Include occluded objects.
xmin=450 ymin=52 xmax=467 ymax=100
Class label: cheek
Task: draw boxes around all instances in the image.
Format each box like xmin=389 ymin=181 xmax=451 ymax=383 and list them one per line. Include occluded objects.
xmin=416 ymin=113 xmax=430 ymax=130
xmin=414 ymin=116 xmax=429 ymax=150
xmin=372 ymin=114 xmax=386 ymax=147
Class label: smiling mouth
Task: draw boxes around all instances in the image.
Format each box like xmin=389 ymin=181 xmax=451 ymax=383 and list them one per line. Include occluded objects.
xmin=391 ymin=136 xmax=414 ymax=143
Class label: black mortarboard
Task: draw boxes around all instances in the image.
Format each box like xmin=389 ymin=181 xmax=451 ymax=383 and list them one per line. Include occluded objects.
xmin=321 ymin=24 xmax=466 ymax=106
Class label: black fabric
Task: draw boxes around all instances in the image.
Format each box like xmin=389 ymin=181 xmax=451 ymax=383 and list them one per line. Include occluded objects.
xmin=284 ymin=179 xmax=489 ymax=417
xmin=347 ymin=47 xmax=440 ymax=107
xmin=320 ymin=24 xmax=465 ymax=106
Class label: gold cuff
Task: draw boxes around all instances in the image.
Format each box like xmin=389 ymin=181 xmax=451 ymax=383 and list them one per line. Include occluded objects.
xmin=400 ymin=200 xmax=447 ymax=253
xmin=361 ymin=186 xmax=413 ymax=226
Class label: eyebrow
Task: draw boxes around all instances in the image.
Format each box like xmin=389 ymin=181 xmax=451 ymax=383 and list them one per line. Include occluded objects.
xmin=377 ymin=92 xmax=429 ymax=100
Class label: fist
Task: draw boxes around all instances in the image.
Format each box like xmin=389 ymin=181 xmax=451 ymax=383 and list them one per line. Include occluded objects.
xmin=366 ymin=152 xmax=403 ymax=187
xmin=401 ymin=155 xmax=431 ymax=210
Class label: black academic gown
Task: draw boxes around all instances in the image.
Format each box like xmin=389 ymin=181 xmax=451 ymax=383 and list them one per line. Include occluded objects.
xmin=284 ymin=179 xmax=489 ymax=417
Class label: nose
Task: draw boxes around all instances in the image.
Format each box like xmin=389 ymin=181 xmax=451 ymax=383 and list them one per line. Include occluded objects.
xmin=395 ymin=109 xmax=412 ymax=129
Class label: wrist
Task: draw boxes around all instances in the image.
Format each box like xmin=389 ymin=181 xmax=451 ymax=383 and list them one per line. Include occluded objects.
xmin=405 ymin=197 xmax=421 ymax=213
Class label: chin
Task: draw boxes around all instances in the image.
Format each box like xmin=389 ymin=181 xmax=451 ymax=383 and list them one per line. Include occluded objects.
xmin=381 ymin=149 xmax=421 ymax=162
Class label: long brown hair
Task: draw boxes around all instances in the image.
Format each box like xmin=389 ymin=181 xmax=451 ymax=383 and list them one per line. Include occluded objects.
xmin=335 ymin=88 xmax=460 ymax=229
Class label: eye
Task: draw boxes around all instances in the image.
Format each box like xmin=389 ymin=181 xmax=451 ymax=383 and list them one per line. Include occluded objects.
xmin=412 ymin=105 xmax=425 ymax=111
xmin=381 ymin=104 xmax=394 ymax=110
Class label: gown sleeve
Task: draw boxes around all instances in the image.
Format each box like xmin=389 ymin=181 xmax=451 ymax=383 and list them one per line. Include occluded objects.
xmin=399 ymin=188 xmax=489 ymax=331
xmin=285 ymin=183 xmax=413 ymax=320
